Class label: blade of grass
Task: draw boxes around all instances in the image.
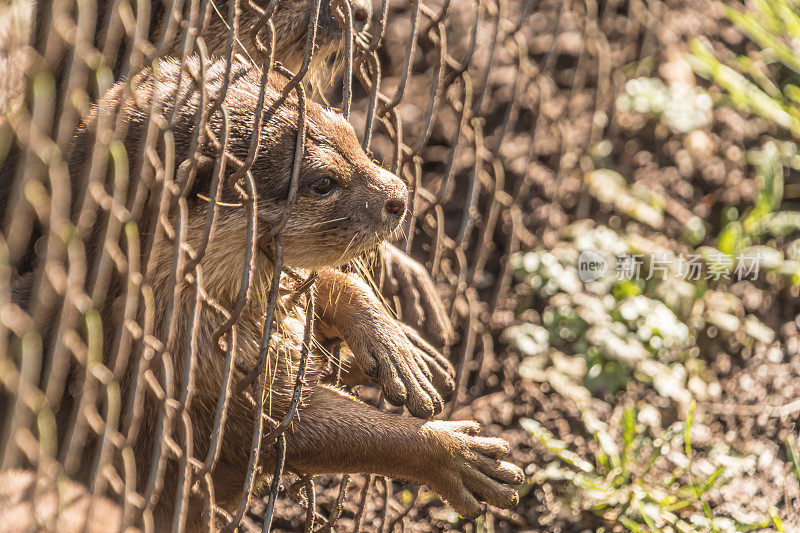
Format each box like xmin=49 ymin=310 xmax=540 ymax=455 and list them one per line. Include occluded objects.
xmin=621 ymin=405 xmax=637 ymax=478
xmin=689 ymin=40 xmax=800 ymax=136
xmin=684 ymin=401 xmax=694 ymax=458
xmin=521 ymin=418 xmax=595 ymax=473
xmin=619 ymin=516 xmax=647 ymax=533
xmin=725 ymin=5 xmax=800 ymax=76
xmin=684 ymin=401 xmax=719 ymax=533
xmin=770 ymin=507 xmax=785 ymax=532
xmin=785 ymin=434 xmax=800 ymax=491
xmin=635 ymin=499 xmax=664 ymax=533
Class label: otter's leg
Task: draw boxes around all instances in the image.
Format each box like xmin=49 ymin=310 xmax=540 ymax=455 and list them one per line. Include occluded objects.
xmin=315 ymin=269 xmax=454 ymax=418
xmin=283 ymin=385 xmax=523 ymax=519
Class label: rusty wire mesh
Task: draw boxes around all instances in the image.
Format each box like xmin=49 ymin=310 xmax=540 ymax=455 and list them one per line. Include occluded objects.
xmin=0 ymin=0 xmax=662 ymax=530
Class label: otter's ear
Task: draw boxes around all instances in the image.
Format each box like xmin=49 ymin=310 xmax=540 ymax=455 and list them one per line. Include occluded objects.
xmin=187 ymin=154 xmax=218 ymax=198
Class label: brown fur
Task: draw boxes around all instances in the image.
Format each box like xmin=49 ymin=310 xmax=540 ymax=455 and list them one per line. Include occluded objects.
xmin=63 ymin=56 xmax=522 ymax=527
xmin=199 ymin=0 xmax=371 ymax=76
xmin=2 ymin=0 xmax=452 ymax=349
xmin=74 ymin=0 xmax=372 ymax=79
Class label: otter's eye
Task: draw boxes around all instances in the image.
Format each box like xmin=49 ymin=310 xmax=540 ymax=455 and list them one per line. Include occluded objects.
xmin=310 ymin=176 xmax=338 ymax=197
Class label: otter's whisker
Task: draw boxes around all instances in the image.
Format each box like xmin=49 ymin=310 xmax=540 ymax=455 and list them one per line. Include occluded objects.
xmin=302 ymin=216 xmax=350 ymax=228
xmin=352 ymin=257 xmax=397 ymax=319
xmin=335 ymin=233 xmax=359 ymax=265
xmin=196 ymin=193 xmax=244 ymax=208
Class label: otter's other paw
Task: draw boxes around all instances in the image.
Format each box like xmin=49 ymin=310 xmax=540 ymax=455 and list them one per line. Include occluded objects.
xmin=422 ymin=420 xmax=524 ymax=520
xmin=345 ymin=315 xmax=455 ymax=419
xmin=380 ymin=243 xmax=454 ymax=348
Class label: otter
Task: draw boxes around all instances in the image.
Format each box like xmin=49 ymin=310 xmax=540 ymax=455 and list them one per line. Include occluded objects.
xmin=8 ymin=0 xmax=453 ymax=352
xmin=200 ymin=0 xmax=372 ymax=74
xmin=4 ymin=0 xmax=455 ymax=433
xmin=2 ymin=0 xmax=454 ymax=429
xmin=2 ymin=1 xmax=477 ymax=526
xmin=9 ymin=57 xmax=521 ymax=530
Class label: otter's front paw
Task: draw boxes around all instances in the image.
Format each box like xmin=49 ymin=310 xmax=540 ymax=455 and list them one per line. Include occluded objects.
xmin=346 ymin=317 xmax=455 ymax=419
xmin=422 ymin=420 xmax=524 ymax=520
xmin=380 ymin=243 xmax=454 ymax=348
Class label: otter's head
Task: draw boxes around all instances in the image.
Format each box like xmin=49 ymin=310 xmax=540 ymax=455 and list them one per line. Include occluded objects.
xmin=281 ymin=124 xmax=407 ymax=269
xmin=75 ymin=58 xmax=402 ymax=279
xmin=171 ymin=59 xmax=406 ymax=270
xmin=244 ymin=93 xmax=407 ymax=269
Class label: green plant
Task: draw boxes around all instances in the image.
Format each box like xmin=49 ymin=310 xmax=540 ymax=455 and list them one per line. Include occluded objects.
xmin=521 ymin=402 xmax=778 ymax=532
xmin=687 ymin=0 xmax=800 ymax=278
xmin=690 ymin=0 xmax=800 ymax=134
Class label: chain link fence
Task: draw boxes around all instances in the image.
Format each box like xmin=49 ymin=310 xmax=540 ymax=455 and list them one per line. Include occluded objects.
xmin=0 ymin=0 xmax=663 ymax=530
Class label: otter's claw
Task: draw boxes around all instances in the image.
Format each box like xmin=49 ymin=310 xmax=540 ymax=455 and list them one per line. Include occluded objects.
xmin=399 ymin=322 xmax=456 ymax=396
xmin=314 ymin=267 xmax=455 ymax=419
xmin=345 ymin=316 xmax=455 ymax=419
xmin=421 ymin=420 xmax=524 ymax=519
xmin=352 ymin=317 xmax=455 ymax=418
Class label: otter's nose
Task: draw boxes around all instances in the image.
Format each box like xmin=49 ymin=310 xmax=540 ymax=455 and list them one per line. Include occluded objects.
xmin=325 ymin=0 xmax=372 ymax=33
xmin=343 ymin=0 xmax=371 ymax=32
xmin=386 ymin=198 xmax=405 ymax=216
xmin=353 ymin=4 xmax=369 ymax=26
xmin=376 ymin=168 xmax=408 ymax=223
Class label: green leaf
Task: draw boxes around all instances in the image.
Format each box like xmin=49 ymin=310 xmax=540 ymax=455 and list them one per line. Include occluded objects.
xmin=744 ymin=141 xmax=784 ymax=235
xmin=718 ymin=221 xmax=744 ymax=256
